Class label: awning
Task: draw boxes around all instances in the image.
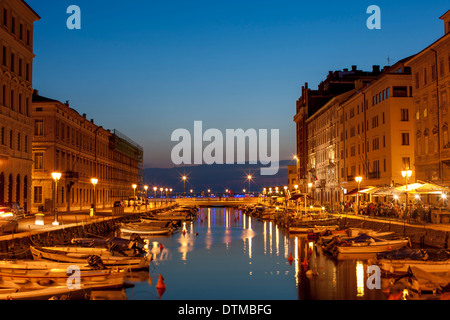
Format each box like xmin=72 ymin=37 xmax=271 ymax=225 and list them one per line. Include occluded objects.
xmin=289 ymin=193 xmax=314 ymax=201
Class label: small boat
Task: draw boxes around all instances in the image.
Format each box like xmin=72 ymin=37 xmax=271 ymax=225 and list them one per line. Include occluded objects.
xmin=30 ymin=246 xmax=151 ymax=270
xmin=377 ymin=247 xmax=450 ymax=274
xmin=120 ymin=223 xmax=173 ymax=236
xmin=394 ymin=266 xmax=450 ymax=295
xmin=0 ymin=281 xmax=91 ymax=300
xmin=139 ymin=219 xmax=176 ymax=229
xmin=319 ymin=229 xmax=395 ymax=244
xmin=0 ymin=263 xmax=126 ymax=290
xmin=289 ymin=225 xmax=340 ymax=234
xmin=335 ymin=234 xmax=410 ymax=254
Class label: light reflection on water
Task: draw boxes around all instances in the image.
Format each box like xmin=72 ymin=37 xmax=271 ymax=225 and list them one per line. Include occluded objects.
xmin=122 ymin=207 xmax=387 ymax=300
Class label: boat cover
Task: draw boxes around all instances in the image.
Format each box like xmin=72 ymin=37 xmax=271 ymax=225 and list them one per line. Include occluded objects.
xmin=377 ymin=247 xmax=450 ymax=261
xmin=347 ymin=234 xmax=383 ymax=243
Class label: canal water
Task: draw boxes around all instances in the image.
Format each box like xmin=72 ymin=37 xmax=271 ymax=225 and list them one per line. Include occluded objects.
xmin=121 ymin=207 xmax=387 ymax=300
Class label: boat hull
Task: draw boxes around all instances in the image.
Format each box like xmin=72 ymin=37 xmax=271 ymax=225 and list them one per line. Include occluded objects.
xmin=30 ymin=246 xmax=151 ymax=270
xmin=337 ymin=240 xmax=409 ymax=254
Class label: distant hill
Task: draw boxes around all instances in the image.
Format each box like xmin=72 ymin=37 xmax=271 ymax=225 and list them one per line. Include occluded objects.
xmin=143 ymin=160 xmax=295 ymax=195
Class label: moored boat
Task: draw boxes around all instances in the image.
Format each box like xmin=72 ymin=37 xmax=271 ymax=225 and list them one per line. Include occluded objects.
xmin=335 ymin=234 xmax=409 ymax=254
xmin=120 ymin=223 xmax=173 ymax=236
xmin=0 ymin=282 xmax=91 ymax=300
xmin=30 ymin=246 xmax=151 ymax=270
xmin=289 ymin=225 xmax=340 ymax=234
xmin=377 ymin=247 xmax=450 ymax=274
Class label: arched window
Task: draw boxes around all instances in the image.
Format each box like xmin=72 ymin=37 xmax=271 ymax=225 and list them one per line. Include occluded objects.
xmin=443 ymin=123 xmax=449 ymax=149
xmin=416 ymin=131 xmax=422 ymax=155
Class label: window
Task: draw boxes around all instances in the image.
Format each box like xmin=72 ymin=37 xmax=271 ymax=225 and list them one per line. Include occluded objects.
xmin=34 ymin=153 xmax=44 ymax=170
xmin=34 ymin=120 xmax=43 ymax=136
xmin=402 ymin=133 xmax=410 ymax=146
xmin=402 ymin=157 xmax=411 ymax=170
xmin=393 ymin=86 xmax=408 ymax=97
xmin=372 ymin=138 xmax=379 ymax=150
xmin=401 ymin=109 xmax=409 ymax=121
xmin=373 ymin=160 xmax=380 ymax=173
xmin=2 ymin=46 xmax=6 ymax=66
xmin=34 ymin=186 xmax=43 ymax=203
xmin=372 ymin=116 xmax=378 ymax=129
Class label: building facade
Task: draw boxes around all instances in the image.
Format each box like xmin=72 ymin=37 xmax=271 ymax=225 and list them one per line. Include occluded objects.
xmin=406 ymin=11 xmax=450 ymax=187
xmin=0 ymin=0 xmax=39 ymax=212
xmin=338 ymin=59 xmax=415 ymax=203
xmin=293 ymin=66 xmax=382 ymax=193
xmin=31 ymin=92 xmax=143 ymax=214
xmin=306 ymin=91 xmax=354 ymax=209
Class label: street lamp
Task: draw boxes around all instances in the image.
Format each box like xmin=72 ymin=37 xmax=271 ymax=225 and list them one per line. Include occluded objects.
xmin=247 ymin=175 xmax=252 ymax=195
xmin=91 ymin=178 xmax=98 ymax=217
xmin=132 ymin=184 xmax=137 ymax=197
xmin=402 ymin=169 xmax=413 ymax=219
xmin=307 ymin=183 xmax=313 ymax=214
xmin=51 ymin=172 xmax=62 ymax=226
xmin=355 ymin=176 xmax=362 ymax=215
xmin=182 ymin=176 xmax=187 ymax=197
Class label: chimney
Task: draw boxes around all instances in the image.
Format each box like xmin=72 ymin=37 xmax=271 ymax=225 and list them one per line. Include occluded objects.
xmin=372 ymin=65 xmax=380 ymax=74
xmin=83 ymin=113 xmax=87 ymax=118
xmin=440 ymin=10 xmax=450 ymax=35
xmin=351 ymin=65 xmax=357 ymax=72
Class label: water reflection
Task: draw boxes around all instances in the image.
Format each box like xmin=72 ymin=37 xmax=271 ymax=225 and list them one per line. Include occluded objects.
xmin=124 ymin=207 xmax=386 ymax=300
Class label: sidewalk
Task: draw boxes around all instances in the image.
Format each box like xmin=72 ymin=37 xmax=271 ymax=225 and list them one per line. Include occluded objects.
xmin=1 ymin=202 xmax=177 ymax=241
xmin=336 ymin=212 xmax=450 ymax=232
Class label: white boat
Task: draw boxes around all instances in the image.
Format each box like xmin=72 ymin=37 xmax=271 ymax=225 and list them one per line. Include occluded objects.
xmin=289 ymin=225 xmax=340 ymax=234
xmin=377 ymin=248 xmax=450 ymax=274
xmin=336 ymin=235 xmax=409 ymax=254
xmin=30 ymin=246 xmax=151 ymax=270
xmin=0 ymin=263 xmax=126 ymax=290
xmin=379 ymin=259 xmax=450 ymax=275
xmin=0 ymin=282 xmax=91 ymax=300
xmin=120 ymin=223 xmax=173 ymax=236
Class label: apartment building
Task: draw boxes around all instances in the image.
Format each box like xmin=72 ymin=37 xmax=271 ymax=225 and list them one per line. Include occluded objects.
xmin=0 ymin=0 xmax=39 ymax=212
xmin=338 ymin=59 xmax=415 ymax=202
xmin=31 ymin=91 xmax=143 ymax=214
xmin=406 ymin=10 xmax=450 ymax=185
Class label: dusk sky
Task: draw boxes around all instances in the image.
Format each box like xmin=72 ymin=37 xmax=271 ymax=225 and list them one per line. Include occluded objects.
xmin=27 ymin=0 xmax=449 ymax=169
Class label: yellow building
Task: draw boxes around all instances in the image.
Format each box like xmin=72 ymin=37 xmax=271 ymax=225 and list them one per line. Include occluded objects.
xmin=405 ymin=10 xmax=450 ymax=186
xmin=338 ymin=59 xmax=415 ymax=201
xmin=0 ymin=0 xmax=39 ymax=212
xmin=31 ymin=91 xmax=143 ymax=214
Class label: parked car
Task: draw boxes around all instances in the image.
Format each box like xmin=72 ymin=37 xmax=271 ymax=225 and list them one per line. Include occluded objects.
xmin=127 ymin=197 xmax=143 ymax=206
xmin=3 ymin=203 xmax=25 ymax=219
xmin=0 ymin=206 xmax=18 ymax=234
xmin=113 ymin=201 xmax=124 ymax=208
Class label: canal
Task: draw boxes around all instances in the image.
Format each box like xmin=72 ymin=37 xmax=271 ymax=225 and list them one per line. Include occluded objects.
xmin=122 ymin=207 xmax=387 ymax=300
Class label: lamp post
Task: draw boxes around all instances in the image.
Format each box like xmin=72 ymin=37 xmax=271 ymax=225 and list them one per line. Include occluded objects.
xmin=284 ymin=186 xmax=288 ymax=208
xmin=355 ymin=176 xmax=362 ymax=215
xmin=91 ymin=178 xmax=98 ymax=218
xmin=52 ymin=172 xmax=62 ymax=226
xmin=402 ymin=169 xmax=413 ymax=221
xmin=144 ymin=185 xmax=148 ymax=210
xmin=247 ymin=175 xmax=252 ymax=195
xmin=182 ymin=176 xmax=187 ymax=197
xmin=132 ymin=184 xmax=137 ymax=197
xmin=153 ymin=187 xmax=157 ymax=207
xmin=307 ymin=183 xmax=313 ymax=214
